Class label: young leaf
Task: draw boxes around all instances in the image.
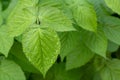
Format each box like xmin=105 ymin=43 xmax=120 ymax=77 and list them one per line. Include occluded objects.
xmin=38 ymin=6 xmax=75 ymax=31
xmin=7 ymin=3 xmax=36 ymax=37
xmin=82 ymin=27 xmax=107 ymax=58
xmin=7 ymin=1 xmax=75 ymax=37
xmin=22 ymin=27 xmax=60 ymax=76
xmin=67 ymin=0 xmax=97 ymax=32
xmin=0 ymin=59 xmax=26 ymax=80
xmin=104 ymin=0 xmax=120 ymax=15
xmin=102 ymin=16 xmax=120 ymax=45
xmin=0 ymin=25 xmax=13 ymax=57
xmin=66 ymin=41 xmax=94 ymax=70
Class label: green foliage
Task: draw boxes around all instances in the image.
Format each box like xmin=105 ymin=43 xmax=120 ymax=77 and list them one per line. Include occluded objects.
xmin=69 ymin=0 xmax=97 ymax=32
xmin=102 ymin=16 xmax=120 ymax=45
xmin=0 ymin=0 xmax=120 ymax=80
xmin=22 ymin=28 xmax=60 ymax=76
xmin=81 ymin=27 xmax=107 ymax=58
xmin=94 ymin=57 xmax=120 ymax=80
xmin=105 ymin=0 xmax=120 ymax=15
xmin=0 ymin=25 xmax=13 ymax=57
xmin=66 ymin=40 xmax=94 ymax=70
xmin=0 ymin=59 xmax=26 ymax=80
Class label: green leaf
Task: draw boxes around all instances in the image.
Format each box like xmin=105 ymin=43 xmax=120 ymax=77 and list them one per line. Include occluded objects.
xmin=22 ymin=27 xmax=60 ymax=76
xmin=2 ymin=0 xmax=18 ymax=18
xmin=107 ymin=41 xmax=119 ymax=52
xmin=38 ymin=6 xmax=75 ymax=31
xmin=7 ymin=1 xmax=75 ymax=37
xmin=39 ymin=0 xmax=63 ymax=9
xmin=105 ymin=0 xmax=120 ymax=15
xmin=88 ymin=0 xmax=113 ymax=17
xmin=0 ymin=59 xmax=26 ymax=80
xmin=102 ymin=16 xmax=120 ymax=45
xmin=59 ymin=31 xmax=81 ymax=61
xmin=0 ymin=0 xmax=10 ymax=10
xmin=15 ymin=35 xmax=22 ymax=42
xmin=66 ymin=41 xmax=94 ymax=70
xmin=0 ymin=15 xmax=3 ymax=26
xmin=68 ymin=0 xmax=97 ymax=32
xmin=0 ymin=2 xmax=2 ymax=25
xmin=45 ymin=63 xmax=81 ymax=80
xmin=19 ymin=0 xmax=39 ymax=7
xmin=7 ymin=3 xmax=35 ymax=37
xmin=0 ymin=25 xmax=14 ymax=57
xmin=95 ymin=58 xmax=120 ymax=80
xmin=9 ymin=41 xmax=39 ymax=73
xmin=82 ymin=27 xmax=107 ymax=58
xmin=39 ymin=0 xmax=73 ymax=19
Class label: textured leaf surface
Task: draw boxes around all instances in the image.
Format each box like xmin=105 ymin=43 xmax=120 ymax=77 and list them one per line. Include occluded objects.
xmin=67 ymin=0 xmax=97 ymax=32
xmin=22 ymin=27 xmax=60 ymax=76
xmin=105 ymin=0 xmax=120 ymax=15
xmin=19 ymin=0 xmax=39 ymax=7
xmin=66 ymin=41 xmax=94 ymax=70
xmin=0 ymin=59 xmax=26 ymax=80
xmin=59 ymin=31 xmax=81 ymax=60
xmin=39 ymin=0 xmax=63 ymax=9
xmin=7 ymin=1 xmax=75 ymax=37
xmin=38 ymin=6 xmax=75 ymax=31
xmin=0 ymin=25 xmax=13 ymax=57
xmin=95 ymin=58 xmax=120 ymax=80
xmin=7 ymin=0 xmax=39 ymax=37
xmin=102 ymin=16 xmax=120 ymax=45
xmin=88 ymin=0 xmax=113 ymax=17
xmin=82 ymin=28 xmax=107 ymax=58
xmin=7 ymin=3 xmax=35 ymax=37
